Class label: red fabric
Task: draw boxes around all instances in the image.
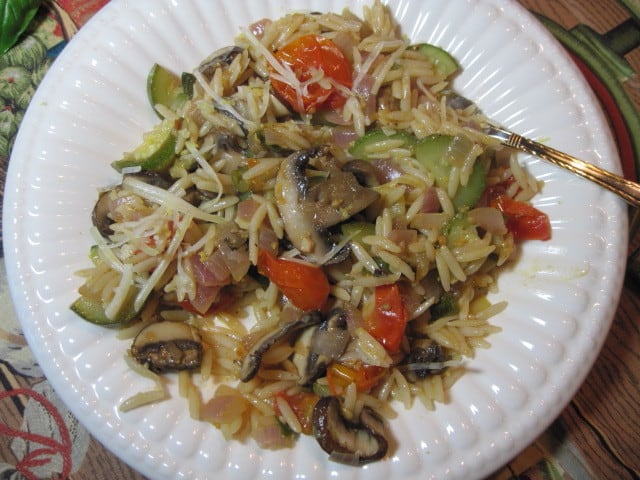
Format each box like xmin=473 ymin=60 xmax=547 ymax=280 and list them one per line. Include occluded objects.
xmin=0 ymin=388 xmax=72 ymax=480
xmin=55 ymin=0 xmax=110 ymax=27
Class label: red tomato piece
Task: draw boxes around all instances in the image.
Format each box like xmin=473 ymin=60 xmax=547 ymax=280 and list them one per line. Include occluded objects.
xmin=363 ymin=283 xmax=408 ymax=354
xmin=492 ymin=195 xmax=551 ymax=241
xmin=257 ymin=249 xmax=330 ymax=311
xmin=478 ymin=176 xmax=516 ymax=207
xmin=273 ymin=391 xmax=319 ymax=435
xmin=326 ymin=362 xmax=385 ymax=395
xmin=270 ymin=34 xmax=352 ymax=113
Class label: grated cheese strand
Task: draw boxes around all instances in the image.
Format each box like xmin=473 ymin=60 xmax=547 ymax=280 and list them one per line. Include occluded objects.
xmin=185 ymin=140 xmax=224 ymax=204
xmin=317 ymin=228 xmax=359 ymax=266
xmin=192 ymin=70 xmax=256 ymax=131
xmin=134 ymin=212 xmax=193 ymax=312
xmin=352 ymin=41 xmax=384 ymax=91
xmin=122 ymin=176 xmax=225 ymax=224
xmin=104 ymin=263 xmax=133 ymax=321
xmin=90 ymin=226 xmax=125 ymax=274
xmin=242 ymin=28 xmax=306 ymax=114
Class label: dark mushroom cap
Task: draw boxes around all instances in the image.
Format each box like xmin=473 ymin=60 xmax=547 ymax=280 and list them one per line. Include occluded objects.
xmin=403 ymin=339 xmax=445 ymax=382
xmin=197 ymin=46 xmax=244 ymax=78
xmin=312 ymin=396 xmax=388 ymax=465
xmin=342 ymin=159 xmax=380 ymax=187
xmin=92 ymin=171 xmax=172 ymax=237
xmin=307 ymin=168 xmax=380 ymax=229
xmin=92 ymin=190 xmax=117 ymax=237
xmin=131 ymin=321 xmax=202 ymax=373
xmin=299 ymin=308 xmax=350 ymax=385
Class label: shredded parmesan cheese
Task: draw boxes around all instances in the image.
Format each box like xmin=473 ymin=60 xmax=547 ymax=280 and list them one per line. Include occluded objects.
xmin=90 ymin=227 xmax=125 ymax=273
xmin=134 ymin=212 xmax=193 ymax=311
xmin=122 ymin=176 xmax=225 ymax=224
xmin=185 ymin=140 xmax=224 ymax=204
xmin=104 ymin=263 xmax=134 ymax=320
xmin=352 ymin=41 xmax=384 ymax=91
xmin=241 ymin=28 xmax=306 ymax=114
xmin=192 ymin=70 xmax=256 ymax=131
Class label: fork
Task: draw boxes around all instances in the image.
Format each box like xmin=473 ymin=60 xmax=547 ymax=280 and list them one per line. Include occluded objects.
xmin=484 ymin=124 xmax=640 ymax=208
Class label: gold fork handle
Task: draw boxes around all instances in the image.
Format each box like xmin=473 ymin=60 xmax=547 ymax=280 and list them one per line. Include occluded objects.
xmin=486 ymin=125 xmax=640 ymax=208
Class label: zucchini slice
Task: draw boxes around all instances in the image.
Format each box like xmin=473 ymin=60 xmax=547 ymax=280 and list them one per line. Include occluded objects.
xmin=111 ymin=119 xmax=177 ymax=172
xmin=415 ymin=43 xmax=459 ymax=77
xmin=349 ymin=129 xmax=416 ymax=160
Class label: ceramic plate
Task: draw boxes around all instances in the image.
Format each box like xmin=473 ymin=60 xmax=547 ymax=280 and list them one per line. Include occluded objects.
xmin=3 ymin=0 xmax=627 ymax=478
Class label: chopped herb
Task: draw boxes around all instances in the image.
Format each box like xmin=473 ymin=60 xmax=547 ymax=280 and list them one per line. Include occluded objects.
xmin=430 ymin=292 xmax=458 ymax=320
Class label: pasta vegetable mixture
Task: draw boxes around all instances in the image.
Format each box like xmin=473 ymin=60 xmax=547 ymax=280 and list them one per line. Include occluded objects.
xmin=72 ymin=1 xmax=551 ymax=465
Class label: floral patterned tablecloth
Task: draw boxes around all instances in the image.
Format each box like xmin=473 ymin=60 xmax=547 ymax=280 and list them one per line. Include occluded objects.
xmin=0 ymin=1 xmax=630 ymax=479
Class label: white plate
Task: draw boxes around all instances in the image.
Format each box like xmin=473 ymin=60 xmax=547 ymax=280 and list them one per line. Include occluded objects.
xmin=3 ymin=0 xmax=628 ymax=479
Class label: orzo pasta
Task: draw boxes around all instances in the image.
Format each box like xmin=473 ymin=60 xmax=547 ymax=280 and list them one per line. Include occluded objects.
xmin=72 ymin=0 xmax=550 ymax=465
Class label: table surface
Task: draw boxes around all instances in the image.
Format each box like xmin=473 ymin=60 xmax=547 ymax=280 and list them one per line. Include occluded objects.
xmin=516 ymin=3 xmax=640 ymax=479
xmin=0 ymin=1 xmax=638 ymax=479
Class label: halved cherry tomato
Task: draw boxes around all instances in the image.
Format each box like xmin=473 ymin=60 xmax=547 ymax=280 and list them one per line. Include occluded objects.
xmin=479 ymin=177 xmax=551 ymax=241
xmin=478 ymin=176 xmax=516 ymax=207
xmin=363 ymin=283 xmax=407 ymax=354
xmin=492 ymin=195 xmax=551 ymax=241
xmin=270 ymin=34 xmax=352 ymax=114
xmin=257 ymin=249 xmax=330 ymax=311
xmin=273 ymin=391 xmax=319 ymax=435
xmin=326 ymin=362 xmax=386 ymax=395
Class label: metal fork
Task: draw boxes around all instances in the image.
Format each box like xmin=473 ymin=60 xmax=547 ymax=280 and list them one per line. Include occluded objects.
xmin=484 ymin=124 xmax=640 ymax=208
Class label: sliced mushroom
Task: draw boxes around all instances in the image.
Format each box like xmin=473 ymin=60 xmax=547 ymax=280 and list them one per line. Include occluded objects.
xmin=342 ymin=159 xmax=380 ymax=187
xmin=296 ymin=308 xmax=350 ymax=385
xmin=402 ymin=338 xmax=445 ymax=382
xmin=183 ymin=187 xmax=217 ymax=206
xmin=92 ymin=171 xmax=172 ymax=237
xmin=92 ymin=191 xmax=117 ymax=237
xmin=197 ymin=46 xmax=244 ymax=78
xmin=274 ymin=147 xmax=379 ymax=263
xmin=443 ymin=90 xmax=476 ymax=111
xmin=239 ymin=310 xmax=323 ymax=382
xmin=312 ymin=396 xmax=388 ymax=465
xmin=307 ymin=168 xmax=380 ymax=229
xmin=274 ymin=147 xmax=332 ymax=262
xmin=131 ymin=321 xmax=202 ymax=373
xmin=292 ymin=326 xmax=316 ymax=380
xmin=218 ymin=133 xmax=247 ymax=152
xmin=127 ymin=170 xmax=173 ymax=189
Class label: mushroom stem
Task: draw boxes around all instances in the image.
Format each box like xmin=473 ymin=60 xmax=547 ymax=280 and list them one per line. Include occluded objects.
xmin=275 ymin=147 xmax=331 ymax=263
xmin=298 ymin=308 xmax=350 ymax=385
xmin=274 ymin=147 xmax=380 ymax=264
xmin=239 ymin=310 xmax=323 ymax=382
